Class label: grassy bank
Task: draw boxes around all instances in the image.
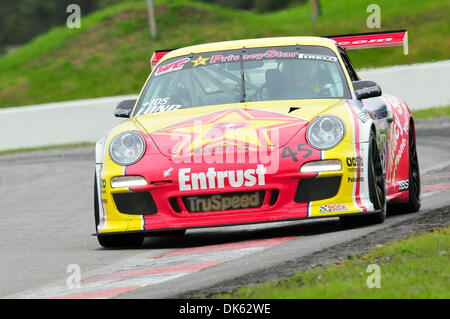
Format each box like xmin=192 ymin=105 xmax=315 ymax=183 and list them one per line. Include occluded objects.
xmin=217 ymin=225 xmax=450 ymax=299
xmin=412 ymin=105 xmax=450 ymax=119
xmin=0 ymin=142 xmax=94 ymax=156
xmin=0 ymin=0 xmax=448 ymax=108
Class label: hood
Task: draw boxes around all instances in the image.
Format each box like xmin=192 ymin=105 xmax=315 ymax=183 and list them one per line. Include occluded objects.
xmin=135 ymin=99 xmax=344 ymax=157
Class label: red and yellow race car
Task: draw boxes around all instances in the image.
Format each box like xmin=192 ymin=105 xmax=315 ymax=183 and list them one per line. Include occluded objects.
xmin=94 ymin=30 xmax=420 ymax=247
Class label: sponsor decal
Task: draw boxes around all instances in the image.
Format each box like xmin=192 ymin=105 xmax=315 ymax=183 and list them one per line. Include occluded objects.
xmin=139 ymin=97 xmax=182 ymax=114
xmin=115 ymin=107 xmax=132 ymax=117
xmin=155 ymin=58 xmax=190 ymax=77
xmin=209 ymin=50 xmax=337 ymax=64
xmin=281 ymin=143 xmax=313 ymax=162
xmin=346 ymin=156 xmax=363 ymax=172
xmin=348 ymin=176 xmax=364 ymax=183
xmin=355 ymin=85 xmax=381 ymax=97
xmin=384 ymin=95 xmax=409 ymax=181
xmin=178 ymin=165 xmax=267 ymax=191
xmin=191 ymin=55 xmax=209 ymax=67
xmin=337 ymin=37 xmax=394 ymax=47
xmin=394 ymin=137 xmax=406 ymax=168
xmin=185 ymin=191 xmax=262 ymax=212
xmin=378 ymin=133 xmax=387 ymax=173
xmin=357 ymin=112 xmax=370 ymax=123
xmin=319 ymin=204 xmax=349 ymax=213
xmin=398 ymin=179 xmax=409 ymax=191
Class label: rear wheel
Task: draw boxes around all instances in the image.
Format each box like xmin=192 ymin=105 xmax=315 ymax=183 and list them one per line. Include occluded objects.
xmin=406 ymin=124 xmax=421 ymax=212
xmin=340 ymin=130 xmax=386 ymax=227
xmin=388 ymin=123 xmax=421 ymax=213
xmin=94 ymin=172 xmax=144 ymax=248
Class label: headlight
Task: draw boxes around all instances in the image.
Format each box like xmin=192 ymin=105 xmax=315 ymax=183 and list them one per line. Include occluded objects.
xmin=306 ymin=116 xmax=345 ymax=150
xmin=109 ymin=131 xmax=146 ymax=165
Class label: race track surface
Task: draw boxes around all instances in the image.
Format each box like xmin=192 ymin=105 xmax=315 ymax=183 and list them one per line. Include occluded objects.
xmin=1 ymin=117 xmax=450 ymax=299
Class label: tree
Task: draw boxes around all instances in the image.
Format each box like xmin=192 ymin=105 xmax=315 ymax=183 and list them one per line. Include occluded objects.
xmin=146 ymin=0 xmax=157 ymax=38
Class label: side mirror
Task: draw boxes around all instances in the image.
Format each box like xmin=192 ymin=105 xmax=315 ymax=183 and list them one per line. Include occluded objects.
xmin=115 ymin=99 xmax=136 ymax=118
xmin=352 ymin=80 xmax=382 ymax=100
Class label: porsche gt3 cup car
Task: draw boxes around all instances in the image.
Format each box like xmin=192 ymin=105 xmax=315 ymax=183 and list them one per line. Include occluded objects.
xmin=94 ymin=30 xmax=420 ymax=247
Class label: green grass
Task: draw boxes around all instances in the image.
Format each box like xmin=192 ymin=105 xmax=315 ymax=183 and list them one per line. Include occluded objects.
xmin=412 ymin=105 xmax=450 ymax=119
xmin=0 ymin=142 xmax=94 ymax=156
xmin=217 ymin=226 xmax=450 ymax=299
xmin=0 ymin=0 xmax=448 ymax=108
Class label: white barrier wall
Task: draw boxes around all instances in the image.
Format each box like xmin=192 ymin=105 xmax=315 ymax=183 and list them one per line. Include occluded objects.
xmin=358 ymin=60 xmax=450 ymax=109
xmin=0 ymin=95 xmax=137 ymax=150
xmin=0 ymin=61 xmax=449 ymax=151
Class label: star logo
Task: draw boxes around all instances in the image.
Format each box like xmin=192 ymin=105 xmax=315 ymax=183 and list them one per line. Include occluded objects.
xmin=152 ymin=108 xmax=306 ymax=157
xmin=191 ymin=56 xmax=209 ymax=67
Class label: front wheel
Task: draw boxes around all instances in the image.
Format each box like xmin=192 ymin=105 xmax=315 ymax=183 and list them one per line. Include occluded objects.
xmin=340 ymin=130 xmax=386 ymax=227
xmin=94 ymin=172 xmax=144 ymax=248
xmin=97 ymin=233 xmax=144 ymax=248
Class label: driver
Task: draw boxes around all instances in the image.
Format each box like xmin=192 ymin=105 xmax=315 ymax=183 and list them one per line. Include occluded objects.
xmin=278 ymin=59 xmax=319 ymax=98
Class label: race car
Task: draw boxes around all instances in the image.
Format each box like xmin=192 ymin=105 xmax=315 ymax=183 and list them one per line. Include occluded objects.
xmin=94 ymin=30 xmax=420 ymax=247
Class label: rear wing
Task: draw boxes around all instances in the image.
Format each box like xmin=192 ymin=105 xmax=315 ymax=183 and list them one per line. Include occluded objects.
xmin=151 ymin=49 xmax=174 ymax=69
xmin=327 ymin=30 xmax=408 ymax=55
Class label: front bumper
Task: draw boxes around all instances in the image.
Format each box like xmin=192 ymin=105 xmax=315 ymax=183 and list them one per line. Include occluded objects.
xmin=96 ymin=150 xmax=373 ymax=235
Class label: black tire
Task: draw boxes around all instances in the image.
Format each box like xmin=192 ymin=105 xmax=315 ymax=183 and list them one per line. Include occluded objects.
xmin=405 ymin=123 xmax=421 ymax=212
xmin=94 ymin=173 xmax=100 ymax=231
xmin=340 ymin=130 xmax=386 ymax=226
xmin=97 ymin=233 xmax=144 ymax=248
xmin=150 ymin=229 xmax=187 ymax=237
xmin=94 ymin=172 xmax=144 ymax=248
xmin=388 ymin=123 xmax=421 ymax=213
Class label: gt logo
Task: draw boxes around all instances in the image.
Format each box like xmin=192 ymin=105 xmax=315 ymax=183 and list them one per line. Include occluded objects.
xmin=398 ymin=179 xmax=409 ymax=191
xmin=346 ymin=156 xmax=363 ymax=167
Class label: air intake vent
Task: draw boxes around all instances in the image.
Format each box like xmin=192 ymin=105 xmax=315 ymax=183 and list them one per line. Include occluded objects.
xmin=113 ymin=192 xmax=157 ymax=215
xmin=269 ymin=190 xmax=279 ymax=205
xmin=294 ymin=176 xmax=341 ymax=203
xmin=169 ymin=197 xmax=182 ymax=213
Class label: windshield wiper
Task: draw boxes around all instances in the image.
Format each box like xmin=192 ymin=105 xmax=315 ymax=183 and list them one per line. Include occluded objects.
xmin=240 ymin=54 xmax=246 ymax=103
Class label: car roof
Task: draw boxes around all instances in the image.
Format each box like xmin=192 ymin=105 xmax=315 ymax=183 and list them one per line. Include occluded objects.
xmin=159 ymin=36 xmax=338 ymax=63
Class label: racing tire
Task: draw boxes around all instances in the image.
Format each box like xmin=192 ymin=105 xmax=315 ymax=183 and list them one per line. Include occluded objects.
xmin=340 ymin=130 xmax=386 ymax=227
xmin=405 ymin=123 xmax=421 ymax=212
xmin=388 ymin=123 xmax=421 ymax=214
xmin=150 ymin=229 xmax=187 ymax=237
xmin=94 ymin=172 xmax=144 ymax=248
xmin=97 ymin=233 xmax=145 ymax=248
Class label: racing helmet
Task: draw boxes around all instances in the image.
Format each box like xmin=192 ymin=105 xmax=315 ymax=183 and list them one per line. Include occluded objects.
xmin=280 ymin=59 xmax=315 ymax=85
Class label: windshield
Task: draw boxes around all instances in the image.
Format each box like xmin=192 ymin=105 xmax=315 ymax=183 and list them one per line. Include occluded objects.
xmin=134 ymin=45 xmax=351 ymax=116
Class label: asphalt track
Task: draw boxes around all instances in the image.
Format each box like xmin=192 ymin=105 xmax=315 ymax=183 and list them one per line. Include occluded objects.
xmin=1 ymin=117 xmax=450 ymax=299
